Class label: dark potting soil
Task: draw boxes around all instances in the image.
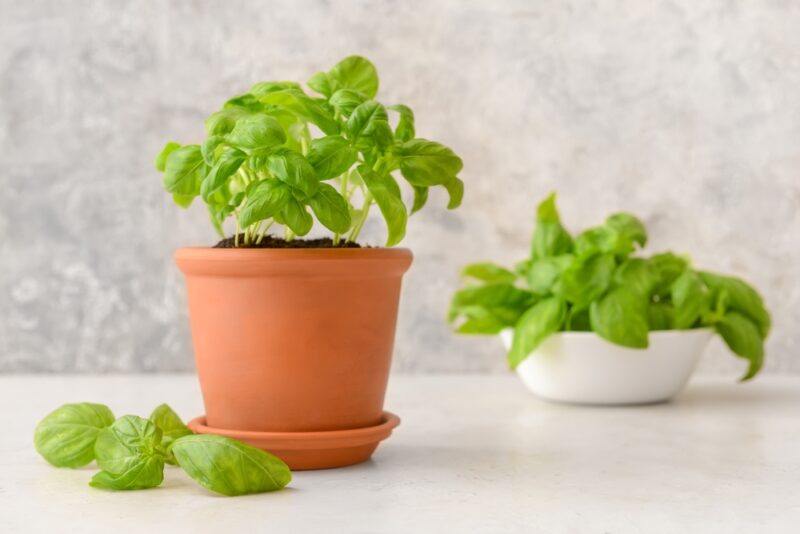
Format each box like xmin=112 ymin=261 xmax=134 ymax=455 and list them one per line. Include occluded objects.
xmin=214 ymin=235 xmax=363 ymax=249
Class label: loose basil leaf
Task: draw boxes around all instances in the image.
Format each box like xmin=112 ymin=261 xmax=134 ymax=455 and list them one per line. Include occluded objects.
xmin=172 ymin=434 xmax=292 ymax=496
xmin=590 ymin=287 xmax=649 ymax=348
xmin=281 ymin=197 xmax=313 ymax=236
xmin=201 ymin=149 xmax=246 ymax=201
xmin=671 ymin=270 xmax=709 ymax=329
xmin=699 ymin=271 xmax=771 ymax=338
xmin=327 ymin=55 xmax=379 ymax=99
xmin=149 ymin=404 xmax=192 ymax=466
xmin=34 ymin=403 xmax=115 ymax=468
xmin=650 ymin=252 xmax=689 ymax=297
xmin=411 ymin=185 xmax=428 ymax=214
xmin=163 ymin=145 xmax=205 ymax=197
xmin=397 ymin=139 xmax=463 ymax=187
xmin=508 ymin=297 xmax=566 ymax=368
xmin=93 ymin=416 xmax=166 ymax=491
xmin=648 ymin=302 xmax=675 ymax=330
xmin=613 ymin=258 xmax=657 ymax=296
xmin=388 ymin=104 xmax=415 ymax=142
xmin=558 ymin=253 xmax=615 ymax=308
xmin=359 ymin=166 xmax=407 ymax=246
xmin=527 ymin=254 xmax=573 ymax=295
xmin=443 ymin=176 xmax=464 ymax=209
xmin=267 ymin=149 xmax=319 ymax=197
xmin=308 ymin=182 xmax=352 ymax=233
xmin=346 ymin=100 xmax=389 ymax=141
xmin=307 ymin=135 xmax=357 ymax=180
xmin=461 ymin=263 xmax=517 ymax=284
xmin=716 ymin=312 xmax=764 ymax=381
xmin=606 ymin=212 xmax=647 ymax=248
xmin=155 ymin=141 xmax=181 ymax=172
xmin=238 ymin=180 xmax=292 ymax=228
xmin=329 ymin=89 xmax=366 ymax=117
xmin=226 ymin=114 xmax=286 ymax=152
xmin=531 ymin=193 xmax=573 ymax=259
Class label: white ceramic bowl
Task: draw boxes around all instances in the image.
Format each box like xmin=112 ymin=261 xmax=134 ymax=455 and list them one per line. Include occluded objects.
xmin=499 ymin=328 xmax=713 ymax=405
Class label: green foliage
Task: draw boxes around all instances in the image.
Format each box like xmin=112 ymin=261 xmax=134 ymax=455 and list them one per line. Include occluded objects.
xmin=449 ymin=193 xmax=771 ymax=380
xmin=155 ymin=55 xmax=463 ymax=246
xmin=34 ymin=403 xmax=292 ymax=496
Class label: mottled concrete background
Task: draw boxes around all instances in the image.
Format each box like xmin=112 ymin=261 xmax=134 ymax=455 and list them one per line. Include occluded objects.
xmin=1 ymin=1 xmax=798 ymax=374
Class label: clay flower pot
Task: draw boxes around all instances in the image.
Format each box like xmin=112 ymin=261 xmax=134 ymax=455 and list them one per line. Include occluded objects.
xmin=175 ymin=247 xmax=412 ymax=469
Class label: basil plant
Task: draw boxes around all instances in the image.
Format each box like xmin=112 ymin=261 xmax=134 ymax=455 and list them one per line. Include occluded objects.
xmin=155 ymin=56 xmax=463 ymax=246
xmin=449 ymin=194 xmax=771 ymax=380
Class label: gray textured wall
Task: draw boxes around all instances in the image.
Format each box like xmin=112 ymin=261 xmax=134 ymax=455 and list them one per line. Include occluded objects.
xmin=1 ymin=0 xmax=798 ymax=375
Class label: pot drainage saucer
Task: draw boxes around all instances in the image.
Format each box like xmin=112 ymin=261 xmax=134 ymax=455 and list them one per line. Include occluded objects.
xmin=186 ymin=411 xmax=400 ymax=470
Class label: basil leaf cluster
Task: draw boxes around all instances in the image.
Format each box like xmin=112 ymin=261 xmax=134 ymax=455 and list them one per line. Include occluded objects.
xmin=154 ymin=55 xmax=463 ymax=246
xmin=449 ymin=193 xmax=771 ymax=380
xmin=34 ymin=403 xmax=291 ymax=496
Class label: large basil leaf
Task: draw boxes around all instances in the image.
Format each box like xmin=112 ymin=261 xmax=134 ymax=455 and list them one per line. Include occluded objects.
xmin=531 ymin=193 xmax=573 ymax=259
xmin=388 ymin=104 xmax=415 ymax=142
xmin=590 ymin=287 xmax=649 ymax=348
xmin=671 ymin=270 xmax=709 ymax=329
xmin=34 ymin=403 xmax=114 ymax=468
xmin=308 ymin=182 xmax=351 ymax=233
xmin=163 ymin=145 xmax=205 ymax=197
xmin=307 ymin=135 xmax=357 ymax=180
xmin=200 ymin=149 xmax=245 ymax=201
xmin=327 ymin=55 xmax=379 ymax=99
xmin=92 ymin=416 xmax=166 ymax=491
xmin=558 ymin=252 xmax=616 ymax=308
xmin=172 ymin=434 xmax=292 ymax=496
xmin=239 ymin=180 xmax=292 ymax=227
xmin=715 ymin=311 xmax=764 ymax=381
xmin=358 ymin=166 xmax=407 ymax=246
xmin=461 ymin=263 xmax=517 ymax=284
xmin=149 ymin=404 xmax=192 ymax=466
xmin=508 ymin=297 xmax=566 ymax=368
xmin=226 ymin=114 xmax=286 ymax=152
xmin=281 ymin=197 xmax=313 ymax=236
xmin=267 ymin=149 xmax=319 ymax=197
xmin=699 ymin=271 xmax=771 ymax=338
xmin=397 ymin=139 xmax=463 ymax=187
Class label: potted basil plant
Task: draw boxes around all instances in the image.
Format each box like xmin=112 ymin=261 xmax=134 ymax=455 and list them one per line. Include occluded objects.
xmin=449 ymin=194 xmax=770 ymax=405
xmin=155 ymin=56 xmax=464 ymax=468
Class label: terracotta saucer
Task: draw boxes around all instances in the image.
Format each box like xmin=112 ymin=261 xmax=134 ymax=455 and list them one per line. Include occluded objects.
xmin=186 ymin=411 xmax=400 ymax=470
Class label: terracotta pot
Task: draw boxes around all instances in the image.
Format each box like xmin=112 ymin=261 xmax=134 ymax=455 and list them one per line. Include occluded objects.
xmin=175 ymin=247 xmax=412 ymax=469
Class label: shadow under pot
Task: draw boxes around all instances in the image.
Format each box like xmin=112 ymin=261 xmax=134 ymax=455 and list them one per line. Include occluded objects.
xmin=175 ymin=247 xmax=412 ymax=470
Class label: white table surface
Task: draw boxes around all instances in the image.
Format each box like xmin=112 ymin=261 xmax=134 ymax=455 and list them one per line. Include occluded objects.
xmin=2 ymin=374 xmax=799 ymax=533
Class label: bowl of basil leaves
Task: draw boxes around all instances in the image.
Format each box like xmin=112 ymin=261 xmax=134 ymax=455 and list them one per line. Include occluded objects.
xmin=449 ymin=194 xmax=771 ymax=405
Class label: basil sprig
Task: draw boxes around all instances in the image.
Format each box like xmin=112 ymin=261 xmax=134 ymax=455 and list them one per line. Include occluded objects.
xmin=449 ymin=193 xmax=771 ymax=380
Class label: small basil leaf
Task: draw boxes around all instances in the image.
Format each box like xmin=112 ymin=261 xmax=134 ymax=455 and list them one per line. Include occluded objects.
xmin=307 ymin=135 xmax=357 ymax=180
xmin=172 ymin=434 xmax=292 ymax=496
xmin=205 ymin=108 xmax=251 ymax=136
xmin=239 ymin=180 xmax=292 ymax=228
xmin=307 ymin=71 xmax=333 ymax=97
xmin=605 ymin=212 xmax=647 ymax=248
xmin=308 ymin=182 xmax=352 ymax=234
xmin=590 ymin=287 xmax=649 ymax=348
xmin=201 ymin=149 xmax=245 ymax=201
xmin=388 ymin=104 xmax=415 ymax=142
xmin=716 ymin=311 xmax=765 ymax=381
xmin=267 ymin=149 xmax=319 ymax=197
xmin=531 ymin=193 xmax=573 ymax=259
xmin=358 ymin=166 xmax=407 ymax=246
xmin=281 ymin=197 xmax=313 ymax=236
xmin=149 ymin=404 xmax=192 ymax=466
xmin=329 ymin=89 xmax=367 ymax=117
xmin=443 ymin=176 xmax=464 ymax=209
xmin=346 ymin=100 xmax=389 ymax=141
xmin=397 ymin=139 xmax=463 ymax=187
xmin=327 ymin=55 xmax=379 ymax=99
xmin=155 ymin=141 xmax=181 ymax=172
xmin=411 ymin=185 xmax=428 ymax=214
xmin=508 ymin=297 xmax=566 ymax=368
xmin=34 ymin=403 xmax=115 ymax=468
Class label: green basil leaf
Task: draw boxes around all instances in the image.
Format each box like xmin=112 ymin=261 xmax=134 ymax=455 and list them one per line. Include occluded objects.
xmin=307 ymin=135 xmax=357 ymax=180
xmin=358 ymin=166 xmax=407 ymax=246
xmin=606 ymin=212 xmax=647 ymax=248
xmin=239 ymin=180 xmax=292 ymax=227
xmin=397 ymin=139 xmax=463 ymax=187
xmin=699 ymin=271 xmax=771 ymax=338
xmin=565 ymin=307 xmax=591 ymax=331
xmin=249 ymin=81 xmax=302 ymax=97
xmin=172 ymin=434 xmax=292 ymax=496
xmin=558 ymin=253 xmax=615 ymax=308
xmin=388 ymin=104 xmax=415 ymax=142
xmin=346 ymin=100 xmax=389 ymax=141
xmin=257 ymin=88 xmax=340 ymax=135
xmin=613 ymin=258 xmax=657 ymax=296
xmin=443 ymin=176 xmax=464 ymax=209
xmin=454 ymin=305 xmax=524 ymax=335
xmin=461 ymin=263 xmax=517 ymax=284
xmin=223 ymin=93 xmax=263 ymax=111
xmin=329 ymin=89 xmax=367 ymax=117
xmin=449 ymin=283 xmax=535 ymax=318
xmin=308 ymin=182 xmax=352 ymax=233
xmin=648 ymin=302 xmax=675 ymax=330
xmin=508 ymin=297 xmax=566 ymax=368
xmin=155 ymin=141 xmax=181 ymax=172
xmin=327 ymin=55 xmax=379 ymax=99
xmin=267 ymin=149 xmax=319 ymax=197
xmin=34 ymin=403 xmax=114 ymax=468
xmin=163 ymin=145 xmax=206 ymax=197
xmin=307 ymin=71 xmax=333 ymax=97
xmin=201 ymin=135 xmax=227 ymax=166
xmin=573 ymin=226 xmax=619 ymax=257
xmin=411 ymin=185 xmax=428 ymax=214
xmin=205 ymin=107 xmax=252 ymax=136
xmin=590 ymin=287 xmax=649 ymax=348
xmin=149 ymin=404 xmax=192 ymax=466
xmin=671 ymin=270 xmax=709 ymax=329
xmin=527 ymin=254 xmax=573 ymax=295
xmin=93 ymin=416 xmax=165 ymax=491
xmin=531 ymin=193 xmax=573 ymax=259
xmin=649 ymin=252 xmax=689 ymax=297
xmin=201 ymin=149 xmax=245 ymax=201
xmin=281 ymin=196 xmax=313 ymax=236
xmin=226 ymin=114 xmax=286 ymax=152
xmin=716 ymin=311 xmax=764 ymax=381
